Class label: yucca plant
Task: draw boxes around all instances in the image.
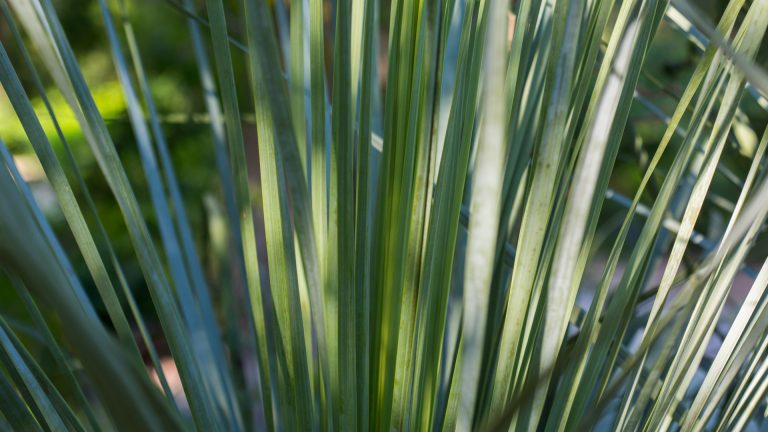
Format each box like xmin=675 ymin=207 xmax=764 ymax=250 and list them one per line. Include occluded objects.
xmin=2 ymin=0 xmax=768 ymax=430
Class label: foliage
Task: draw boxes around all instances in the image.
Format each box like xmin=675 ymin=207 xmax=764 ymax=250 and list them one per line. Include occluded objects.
xmin=1 ymin=0 xmax=768 ymax=430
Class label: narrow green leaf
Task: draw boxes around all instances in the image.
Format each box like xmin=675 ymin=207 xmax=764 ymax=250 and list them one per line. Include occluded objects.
xmin=201 ymin=0 xmax=277 ymax=428
xmin=240 ymin=0 xmax=336 ymax=429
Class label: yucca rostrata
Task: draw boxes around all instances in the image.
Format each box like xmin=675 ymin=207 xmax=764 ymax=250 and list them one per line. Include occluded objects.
xmin=2 ymin=0 xmax=768 ymax=430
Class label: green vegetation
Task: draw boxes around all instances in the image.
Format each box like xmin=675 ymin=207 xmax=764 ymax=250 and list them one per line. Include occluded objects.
xmin=1 ymin=0 xmax=768 ymax=430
